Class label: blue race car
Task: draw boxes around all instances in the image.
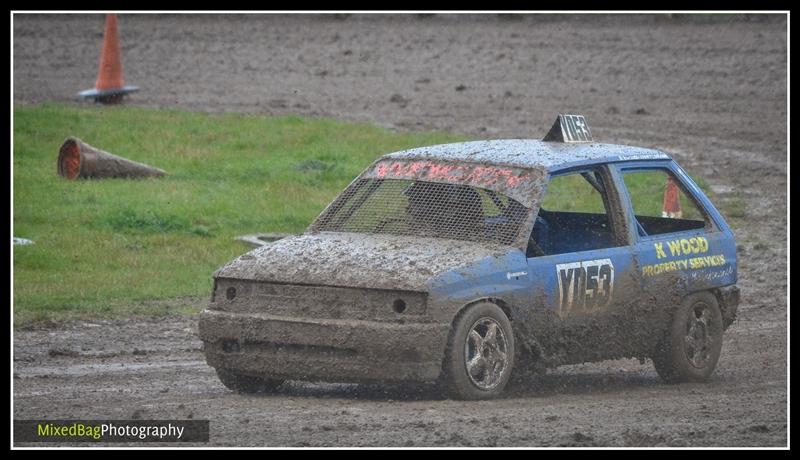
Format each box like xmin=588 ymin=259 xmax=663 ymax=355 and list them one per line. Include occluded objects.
xmin=199 ymin=114 xmax=739 ymax=400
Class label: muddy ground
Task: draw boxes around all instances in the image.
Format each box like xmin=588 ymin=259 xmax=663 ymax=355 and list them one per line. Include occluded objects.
xmin=13 ymin=14 xmax=787 ymax=447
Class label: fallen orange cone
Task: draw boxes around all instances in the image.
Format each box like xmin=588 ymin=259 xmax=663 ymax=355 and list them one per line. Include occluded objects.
xmin=78 ymin=13 xmax=139 ymax=104
xmin=58 ymin=137 xmax=166 ymax=180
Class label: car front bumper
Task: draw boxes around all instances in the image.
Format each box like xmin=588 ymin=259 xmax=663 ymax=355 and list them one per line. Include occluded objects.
xmin=198 ymin=310 xmax=451 ymax=383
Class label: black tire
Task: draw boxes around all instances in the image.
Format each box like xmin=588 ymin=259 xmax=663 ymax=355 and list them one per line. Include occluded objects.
xmin=441 ymin=302 xmax=515 ymax=400
xmin=216 ymin=368 xmax=284 ymax=394
xmin=652 ymin=292 xmax=724 ymax=383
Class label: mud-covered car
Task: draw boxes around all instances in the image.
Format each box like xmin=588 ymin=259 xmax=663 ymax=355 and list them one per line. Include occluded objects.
xmin=199 ymin=114 xmax=739 ymax=400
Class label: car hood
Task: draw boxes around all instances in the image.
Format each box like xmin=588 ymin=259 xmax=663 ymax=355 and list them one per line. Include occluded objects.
xmin=214 ymin=232 xmax=513 ymax=291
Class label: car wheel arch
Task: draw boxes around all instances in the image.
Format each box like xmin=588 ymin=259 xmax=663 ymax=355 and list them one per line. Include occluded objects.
xmin=450 ymin=297 xmax=514 ymax=324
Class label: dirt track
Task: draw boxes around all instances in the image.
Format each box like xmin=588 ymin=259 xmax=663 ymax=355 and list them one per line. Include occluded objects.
xmin=13 ymin=14 xmax=787 ymax=447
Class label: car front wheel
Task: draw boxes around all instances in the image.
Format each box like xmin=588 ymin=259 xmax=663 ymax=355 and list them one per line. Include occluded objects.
xmin=652 ymin=292 xmax=724 ymax=383
xmin=442 ymin=302 xmax=515 ymax=400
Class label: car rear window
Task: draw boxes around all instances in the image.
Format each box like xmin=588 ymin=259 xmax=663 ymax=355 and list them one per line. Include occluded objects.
xmin=310 ymin=178 xmax=530 ymax=245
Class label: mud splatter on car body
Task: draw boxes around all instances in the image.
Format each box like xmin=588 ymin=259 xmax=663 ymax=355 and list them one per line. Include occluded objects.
xmin=199 ymin=115 xmax=739 ymax=397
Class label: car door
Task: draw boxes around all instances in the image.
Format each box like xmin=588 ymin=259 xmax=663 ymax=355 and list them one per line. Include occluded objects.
xmin=523 ymin=165 xmax=641 ymax=365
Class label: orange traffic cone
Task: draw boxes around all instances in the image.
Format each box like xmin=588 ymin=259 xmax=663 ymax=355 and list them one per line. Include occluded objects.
xmin=662 ymin=176 xmax=682 ymax=218
xmin=78 ymin=14 xmax=139 ymax=104
xmin=58 ymin=137 xmax=166 ymax=180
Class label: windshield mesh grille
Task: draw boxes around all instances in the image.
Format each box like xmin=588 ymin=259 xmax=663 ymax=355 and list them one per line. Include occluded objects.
xmin=311 ymin=179 xmax=529 ymax=245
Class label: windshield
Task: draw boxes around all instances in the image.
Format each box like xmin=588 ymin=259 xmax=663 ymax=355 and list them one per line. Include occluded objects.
xmin=310 ymin=178 xmax=531 ymax=246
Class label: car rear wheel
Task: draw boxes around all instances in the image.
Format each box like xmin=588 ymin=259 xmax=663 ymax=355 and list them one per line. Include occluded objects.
xmin=652 ymin=292 xmax=724 ymax=383
xmin=215 ymin=368 xmax=284 ymax=394
xmin=441 ymin=302 xmax=515 ymax=400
